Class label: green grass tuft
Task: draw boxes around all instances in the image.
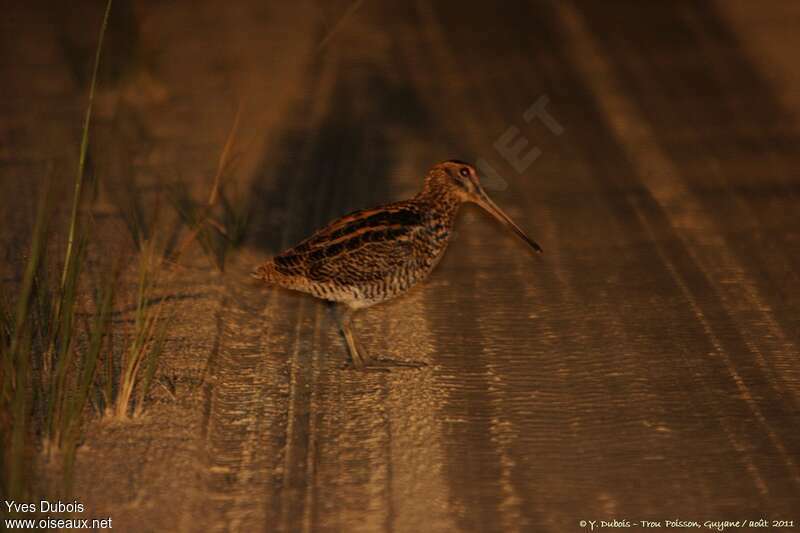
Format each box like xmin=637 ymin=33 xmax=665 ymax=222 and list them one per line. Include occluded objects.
xmin=104 ymin=240 xmax=172 ymax=420
xmin=0 ymin=184 xmax=53 ymax=502
xmin=0 ymin=0 xmax=171 ymax=499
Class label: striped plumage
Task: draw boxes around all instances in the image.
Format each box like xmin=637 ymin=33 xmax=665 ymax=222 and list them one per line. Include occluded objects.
xmin=255 ymin=196 xmax=458 ymax=309
xmin=254 ymin=161 xmax=541 ymax=369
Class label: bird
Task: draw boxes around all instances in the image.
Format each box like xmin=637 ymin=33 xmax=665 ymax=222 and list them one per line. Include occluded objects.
xmin=253 ymin=160 xmax=542 ymax=370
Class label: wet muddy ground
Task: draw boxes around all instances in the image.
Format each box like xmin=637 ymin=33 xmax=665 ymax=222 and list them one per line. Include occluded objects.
xmin=2 ymin=1 xmax=799 ymax=531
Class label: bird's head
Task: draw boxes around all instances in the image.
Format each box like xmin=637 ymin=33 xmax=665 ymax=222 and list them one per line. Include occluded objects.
xmin=426 ymin=160 xmax=542 ymax=254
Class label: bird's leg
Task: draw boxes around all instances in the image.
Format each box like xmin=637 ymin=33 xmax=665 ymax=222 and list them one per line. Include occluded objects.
xmin=335 ymin=304 xmax=370 ymax=370
xmin=335 ymin=304 xmax=426 ymax=371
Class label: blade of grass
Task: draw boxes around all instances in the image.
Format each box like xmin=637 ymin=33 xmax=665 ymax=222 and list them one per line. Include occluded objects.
xmin=60 ymin=268 xmax=115 ymax=489
xmin=1 ymin=183 xmax=52 ymax=500
xmin=169 ymin=105 xmax=242 ymax=269
xmin=0 ymin=288 xmax=12 ymax=348
xmin=219 ymin=181 xmax=250 ymax=247
xmin=46 ymin=231 xmax=88 ymax=451
xmin=110 ymin=239 xmax=170 ymax=419
xmin=61 ymin=0 xmax=113 ymax=291
xmin=133 ymin=310 xmax=172 ymax=418
xmin=45 ymin=0 xmax=112 ymax=457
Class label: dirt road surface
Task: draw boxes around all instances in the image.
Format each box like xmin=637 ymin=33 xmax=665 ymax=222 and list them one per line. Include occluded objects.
xmin=2 ymin=1 xmax=799 ymax=531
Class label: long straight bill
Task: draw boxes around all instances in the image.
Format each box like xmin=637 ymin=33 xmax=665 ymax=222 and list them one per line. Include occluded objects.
xmin=475 ymin=190 xmax=543 ymax=254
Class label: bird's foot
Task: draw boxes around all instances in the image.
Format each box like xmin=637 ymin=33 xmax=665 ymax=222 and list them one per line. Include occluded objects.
xmin=339 ymin=361 xmax=390 ymax=373
xmin=340 ymin=357 xmax=428 ymax=372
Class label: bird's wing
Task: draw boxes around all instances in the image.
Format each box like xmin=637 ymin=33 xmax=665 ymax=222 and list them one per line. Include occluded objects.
xmin=271 ymin=203 xmax=426 ymax=284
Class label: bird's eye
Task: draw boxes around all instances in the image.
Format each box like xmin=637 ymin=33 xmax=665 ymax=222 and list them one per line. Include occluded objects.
xmin=459 ymin=168 xmax=470 ymax=178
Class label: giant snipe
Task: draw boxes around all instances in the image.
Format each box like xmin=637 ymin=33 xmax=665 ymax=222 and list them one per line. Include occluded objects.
xmin=254 ymin=160 xmax=541 ymax=370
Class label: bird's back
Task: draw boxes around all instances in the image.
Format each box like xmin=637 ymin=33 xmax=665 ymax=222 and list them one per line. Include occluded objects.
xmin=255 ymin=199 xmax=457 ymax=308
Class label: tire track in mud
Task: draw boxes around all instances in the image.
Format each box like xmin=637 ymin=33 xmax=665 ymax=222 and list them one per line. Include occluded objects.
xmin=30 ymin=0 xmax=799 ymax=529
xmin=199 ymin=5 xmax=455 ymax=529
xmin=410 ymin=4 xmax=541 ymax=530
xmin=197 ymin=48 xmax=339 ymax=530
xmin=557 ymin=0 xmax=800 ymax=505
xmin=200 ymin=273 xmax=289 ymax=531
xmin=410 ymin=0 xmax=800 ymax=526
xmin=571 ymin=1 xmax=800 ymax=402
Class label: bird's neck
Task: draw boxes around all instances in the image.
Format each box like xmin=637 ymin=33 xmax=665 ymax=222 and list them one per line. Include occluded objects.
xmin=415 ymin=183 xmax=463 ymax=222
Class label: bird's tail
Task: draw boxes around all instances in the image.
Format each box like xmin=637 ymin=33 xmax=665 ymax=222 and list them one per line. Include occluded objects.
xmin=251 ymin=261 xmax=277 ymax=283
